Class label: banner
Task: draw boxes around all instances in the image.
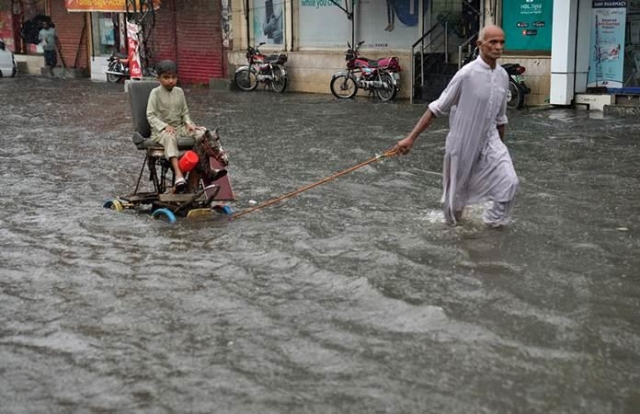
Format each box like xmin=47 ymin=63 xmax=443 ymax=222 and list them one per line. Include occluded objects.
xmin=588 ymin=1 xmax=627 ymax=88
xmin=127 ymin=21 xmax=142 ymax=79
xmin=502 ymin=0 xmax=553 ymax=52
xmin=65 ymin=0 xmax=161 ymax=13
xmin=297 ymin=0 xmax=428 ymax=49
xmin=254 ymin=0 xmax=284 ymax=45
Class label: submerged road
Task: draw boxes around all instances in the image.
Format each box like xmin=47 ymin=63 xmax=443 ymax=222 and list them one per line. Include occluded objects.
xmin=1 ymin=76 xmax=639 ymax=413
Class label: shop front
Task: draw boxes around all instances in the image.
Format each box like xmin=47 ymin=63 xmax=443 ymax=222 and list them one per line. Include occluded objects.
xmin=551 ymin=0 xmax=640 ymax=108
xmin=1 ymin=0 xmax=225 ymax=83
xmin=229 ymin=0 xmax=463 ymax=98
xmin=64 ymin=0 xmax=225 ymax=84
xmin=0 ymin=0 xmax=50 ymax=73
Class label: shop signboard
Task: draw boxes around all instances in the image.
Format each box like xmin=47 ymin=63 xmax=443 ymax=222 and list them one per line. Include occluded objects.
xmin=587 ymin=1 xmax=627 ymax=89
xmin=65 ymin=0 xmax=161 ymax=13
xmin=502 ymin=0 xmax=553 ymax=52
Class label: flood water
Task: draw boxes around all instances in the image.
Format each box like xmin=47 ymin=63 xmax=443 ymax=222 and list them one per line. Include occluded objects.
xmin=1 ymin=77 xmax=639 ymax=413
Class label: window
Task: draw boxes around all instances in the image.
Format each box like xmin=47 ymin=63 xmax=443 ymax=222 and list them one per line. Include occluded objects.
xmin=91 ymin=13 xmax=121 ymax=56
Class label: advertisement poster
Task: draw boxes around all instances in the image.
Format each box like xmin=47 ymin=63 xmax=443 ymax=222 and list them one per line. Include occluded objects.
xmin=502 ymin=0 xmax=553 ymax=52
xmin=222 ymin=0 xmax=232 ymax=48
xmin=254 ymin=0 xmax=284 ymax=45
xmin=297 ymin=0 xmax=428 ymax=49
xmin=126 ymin=21 xmax=142 ymax=80
xmin=298 ymin=0 xmax=351 ymax=48
xmin=588 ymin=1 xmax=627 ymax=88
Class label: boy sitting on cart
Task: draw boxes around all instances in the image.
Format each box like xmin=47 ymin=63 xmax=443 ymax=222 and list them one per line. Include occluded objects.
xmin=146 ymin=59 xmax=226 ymax=192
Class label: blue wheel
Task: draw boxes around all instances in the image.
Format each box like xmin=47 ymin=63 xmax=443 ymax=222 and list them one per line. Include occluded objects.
xmin=213 ymin=205 xmax=233 ymax=215
xmin=103 ymin=198 xmax=124 ymax=212
xmin=151 ymin=208 xmax=177 ymax=224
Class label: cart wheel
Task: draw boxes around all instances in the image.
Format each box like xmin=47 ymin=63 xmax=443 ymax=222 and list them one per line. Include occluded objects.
xmin=103 ymin=198 xmax=124 ymax=212
xmin=212 ymin=205 xmax=233 ymax=215
xmin=151 ymin=208 xmax=177 ymax=224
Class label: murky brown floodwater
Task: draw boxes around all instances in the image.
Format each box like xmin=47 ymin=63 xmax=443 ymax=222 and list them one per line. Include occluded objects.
xmin=1 ymin=76 xmax=639 ymax=413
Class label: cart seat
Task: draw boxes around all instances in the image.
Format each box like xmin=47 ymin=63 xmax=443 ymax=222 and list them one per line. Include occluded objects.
xmin=128 ymin=80 xmax=195 ymax=151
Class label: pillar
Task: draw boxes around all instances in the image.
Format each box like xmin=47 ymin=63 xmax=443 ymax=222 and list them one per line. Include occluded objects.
xmin=550 ymin=0 xmax=592 ymax=105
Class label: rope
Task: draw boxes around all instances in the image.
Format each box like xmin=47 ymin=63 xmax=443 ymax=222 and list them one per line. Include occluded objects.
xmin=230 ymin=147 xmax=399 ymax=220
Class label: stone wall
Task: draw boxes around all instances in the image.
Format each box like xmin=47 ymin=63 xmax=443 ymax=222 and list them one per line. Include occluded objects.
xmin=228 ymin=48 xmax=414 ymax=98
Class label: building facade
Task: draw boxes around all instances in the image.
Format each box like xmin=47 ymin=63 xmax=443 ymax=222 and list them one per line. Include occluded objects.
xmin=227 ymin=0 xmax=554 ymax=105
xmin=551 ymin=0 xmax=640 ymax=109
xmin=0 ymin=0 xmax=226 ymax=84
xmin=2 ymin=0 xmax=639 ymax=109
xmin=228 ymin=0 xmax=640 ymax=107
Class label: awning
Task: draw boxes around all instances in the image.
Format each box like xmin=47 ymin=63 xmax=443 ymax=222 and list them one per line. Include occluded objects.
xmin=65 ymin=0 xmax=161 ymax=13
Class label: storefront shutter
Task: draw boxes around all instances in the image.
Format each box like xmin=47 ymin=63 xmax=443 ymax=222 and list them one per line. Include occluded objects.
xmin=51 ymin=0 xmax=89 ymax=69
xmin=175 ymin=0 xmax=223 ymax=84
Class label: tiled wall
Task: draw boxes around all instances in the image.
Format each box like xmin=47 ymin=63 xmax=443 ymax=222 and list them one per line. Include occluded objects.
xmin=501 ymin=56 xmax=551 ymax=106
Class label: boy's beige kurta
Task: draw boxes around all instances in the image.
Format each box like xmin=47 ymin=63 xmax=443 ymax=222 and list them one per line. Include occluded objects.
xmin=147 ymin=85 xmax=199 ymax=159
xmin=429 ymin=57 xmax=518 ymax=226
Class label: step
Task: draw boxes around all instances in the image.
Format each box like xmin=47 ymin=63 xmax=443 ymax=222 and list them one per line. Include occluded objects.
xmin=603 ymin=105 xmax=640 ymax=117
xmin=614 ymin=94 xmax=640 ymax=106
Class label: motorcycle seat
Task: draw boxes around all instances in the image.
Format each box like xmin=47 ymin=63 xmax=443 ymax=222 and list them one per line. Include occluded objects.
xmin=501 ymin=63 xmax=521 ymax=74
xmin=265 ymin=53 xmax=287 ymax=64
xmin=114 ymin=52 xmax=128 ymax=59
xmin=128 ymin=80 xmax=195 ymax=151
xmin=356 ymin=57 xmax=379 ymax=68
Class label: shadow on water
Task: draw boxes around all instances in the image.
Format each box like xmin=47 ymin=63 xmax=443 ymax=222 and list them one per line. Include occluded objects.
xmin=1 ymin=77 xmax=640 ymax=413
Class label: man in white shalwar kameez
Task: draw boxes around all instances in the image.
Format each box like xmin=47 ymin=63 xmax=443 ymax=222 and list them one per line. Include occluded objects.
xmin=396 ymin=25 xmax=518 ymax=227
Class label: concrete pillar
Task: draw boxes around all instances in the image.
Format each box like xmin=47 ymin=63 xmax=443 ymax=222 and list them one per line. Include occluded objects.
xmin=550 ymin=0 xmax=578 ymax=105
xmin=550 ymin=0 xmax=592 ymax=105
xmin=575 ymin=0 xmax=593 ymax=94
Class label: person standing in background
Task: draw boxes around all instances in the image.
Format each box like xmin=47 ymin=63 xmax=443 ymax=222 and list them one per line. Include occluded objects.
xmin=38 ymin=20 xmax=59 ymax=77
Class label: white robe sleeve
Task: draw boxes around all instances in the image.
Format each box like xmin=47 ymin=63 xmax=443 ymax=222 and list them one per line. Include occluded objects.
xmin=428 ymin=69 xmax=466 ymax=118
xmin=495 ymin=75 xmax=509 ymax=126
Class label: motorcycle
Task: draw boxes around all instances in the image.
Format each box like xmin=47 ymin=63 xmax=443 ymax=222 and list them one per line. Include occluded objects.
xmin=502 ymin=63 xmax=531 ymax=110
xmin=105 ymin=52 xmax=130 ymax=83
xmin=234 ymin=42 xmax=288 ymax=93
xmin=330 ymin=41 xmax=402 ymax=102
xmin=105 ymin=51 xmax=157 ymax=83
xmin=463 ymin=48 xmax=530 ymax=109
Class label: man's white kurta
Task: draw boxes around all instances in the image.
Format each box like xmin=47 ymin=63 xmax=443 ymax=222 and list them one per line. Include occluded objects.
xmin=428 ymin=57 xmax=519 ymax=224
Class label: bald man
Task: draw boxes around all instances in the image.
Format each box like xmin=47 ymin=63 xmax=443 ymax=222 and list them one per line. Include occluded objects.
xmin=395 ymin=25 xmax=519 ymax=227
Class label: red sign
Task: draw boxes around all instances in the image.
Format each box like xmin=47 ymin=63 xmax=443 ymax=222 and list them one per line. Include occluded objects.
xmin=65 ymin=0 xmax=161 ymax=13
xmin=127 ymin=21 xmax=142 ymax=79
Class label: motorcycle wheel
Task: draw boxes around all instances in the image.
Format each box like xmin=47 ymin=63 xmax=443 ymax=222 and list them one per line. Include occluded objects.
xmin=376 ymin=72 xmax=397 ymax=102
xmin=234 ymin=68 xmax=258 ymax=91
xmin=507 ymin=78 xmax=525 ymax=109
xmin=106 ymin=72 xmax=124 ymax=83
xmin=330 ymin=74 xmax=358 ymax=99
xmin=270 ymin=66 xmax=287 ymax=93
xmin=144 ymin=66 xmax=158 ymax=77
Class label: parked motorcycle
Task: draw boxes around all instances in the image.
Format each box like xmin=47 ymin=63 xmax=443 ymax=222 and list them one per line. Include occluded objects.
xmin=502 ymin=63 xmax=531 ymax=110
xmin=105 ymin=52 xmax=130 ymax=83
xmin=234 ymin=42 xmax=288 ymax=93
xmin=105 ymin=51 xmax=157 ymax=83
xmin=463 ymin=48 xmax=530 ymax=109
xmin=330 ymin=41 xmax=402 ymax=102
